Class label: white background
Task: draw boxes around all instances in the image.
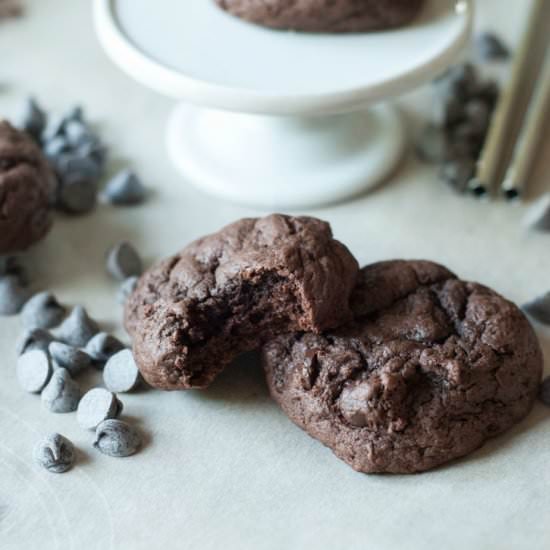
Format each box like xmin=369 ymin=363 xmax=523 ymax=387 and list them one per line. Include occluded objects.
xmin=0 ymin=1 xmax=549 ymax=549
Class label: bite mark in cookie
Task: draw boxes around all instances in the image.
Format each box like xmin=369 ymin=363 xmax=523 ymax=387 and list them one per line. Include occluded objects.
xmin=125 ymin=214 xmax=358 ymax=390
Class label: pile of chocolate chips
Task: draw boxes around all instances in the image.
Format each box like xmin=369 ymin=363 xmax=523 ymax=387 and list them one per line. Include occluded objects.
xmin=16 ymin=98 xmax=147 ymax=214
xmin=417 ymin=62 xmax=500 ymax=194
xmin=416 ymin=32 xmax=511 ymax=194
xmin=11 ymin=242 xmax=147 ymax=473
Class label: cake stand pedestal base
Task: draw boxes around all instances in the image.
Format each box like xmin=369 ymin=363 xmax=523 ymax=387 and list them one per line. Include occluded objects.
xmin=167 ymin=103 xmax=405 ymax=208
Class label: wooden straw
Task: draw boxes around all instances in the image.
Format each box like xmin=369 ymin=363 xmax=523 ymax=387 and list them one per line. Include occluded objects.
xmin=467 ymin=0 xmax=547 ymax=197
xmin=502 ymin=56 xmax=550 ymax=200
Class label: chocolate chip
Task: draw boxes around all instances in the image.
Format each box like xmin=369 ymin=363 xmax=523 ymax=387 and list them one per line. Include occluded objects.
xmin=473 ymin=80 xmax=500 ymax=109
xmin=101 ymin=170 xmax=147 ymax=206
xmin=522 ymin=292 xmax=550 ymax=325
xmin=33 ymin=433 xmax=75 ymax=474
xmin=431 ymin=95 xmax=465 ymax=129
xmin=93 ymin=419 xmax=141 ymax=457
xmin=49 ymin=342 xmax=92 ymax=376
xmin=57 ymin=176 xmax=98 ymax=214
xmin=0 ymin=275 xmax=30 ymax=315
xmin=103 ymin=349 xmax=141 ymax=393
xmin=523 ymin=194 xmax=550 ymax=232
xmin=17 ymin=328 xmax=54 ymax=355
xmin=435 ymin=63 xmax=479 ymax=101
xmin=41 ymin=368 xmax=81 ymax=413
xmin=0 ymin=257 xmax=15 ymax=277
xmin=53 ymin=305 xmax=99 ymax=347
xmin=77 ymin=140 xmax=108 ymax=168
xmin=16 ymin=97 xmax=47 ymax=141
xmin=41 ymin=115 xmax=66 ymax=144
xmin=416 ymin=125 xmax=453 ymax=164
xmin=451 ymin=121 xmax=484 ymax=144
xmin=117 ymin=276 xmax=138 ymax=305
xmin=0 ymin=256 xmax=8 ymax=275
xmin=0 ymin=256 xmax=26 ymax=283
xmin=447 ymin=122 xmax=483 ymax=159
xmin=106 ymin=242 xmax=143 ymax=281
xmin=64 ymin=105 xmax=84 ymax=123
xmin=539 ymin=377 xmax=550 ymax=407
xmin=21 ymin=291 xmax=66 ymax=330
xmin=77 ymin=388 xmax=123 ymax=430
xmin=43 ymin=135 xmax=70 ymax=159
xmin=64 ymin=120 xmax=95 ymax=148
xmin=57 ymin=153 xmax=102 ymax=182
xmin=476 ymin=32 xmax=510 ymax=61
xmin=464 ymin=99 xmax=490 ymax=137
xmin=85 ymin=332 xmax=125 ymax=364
xmin=440 ymin=158 xmax=475 ymax=193
xmin=16 ymin=350 xmax=52 ymax=393
xmin=448 ymin=138 xmax=476 ymax=161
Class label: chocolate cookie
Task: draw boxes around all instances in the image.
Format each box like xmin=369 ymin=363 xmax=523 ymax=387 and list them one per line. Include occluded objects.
xmin=0 ymin=121 xmax=55 ymax=254
xmin=215 ymin=0 xmax=424 ymax=33
xmin=125 ymin=214 xmax=359 ymax=390
xmin=263 ymin=260 xmax=543 ymax=474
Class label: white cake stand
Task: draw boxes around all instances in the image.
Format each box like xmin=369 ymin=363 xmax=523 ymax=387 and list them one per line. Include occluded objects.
xmin=94 ymin=0 xmax=472 ymax=208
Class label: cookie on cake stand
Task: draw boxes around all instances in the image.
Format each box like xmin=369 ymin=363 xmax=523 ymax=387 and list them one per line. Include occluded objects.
xmin=94 ymin=0 xmax=472 ymax=208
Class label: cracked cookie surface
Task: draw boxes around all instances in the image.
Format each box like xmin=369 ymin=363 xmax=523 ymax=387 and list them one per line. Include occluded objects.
xmin=0 ymin=121 xmax=55 ymax=254
xmin=125 ymin=214 xmax=358 ymax=390
xmin=262 ymin=260 xmax=543 ymax=474
xmin=215 ymin=0 xmax=424 ymax=32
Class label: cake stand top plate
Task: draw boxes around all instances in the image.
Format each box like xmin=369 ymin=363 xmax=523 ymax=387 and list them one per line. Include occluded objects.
xmin=94 ymin=0 xmax=472 ymax=114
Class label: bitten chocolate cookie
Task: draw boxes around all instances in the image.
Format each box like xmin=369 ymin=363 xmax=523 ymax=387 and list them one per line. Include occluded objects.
xmin=0 ymin=121 xmax=55 ymax=254
xmin=125 ymin=214 xmax=359 ymax=390
xmin=215 ymin=0 xmax=424 ymax=33
xmin=263 ymin=260 xmax=543 ymax=474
